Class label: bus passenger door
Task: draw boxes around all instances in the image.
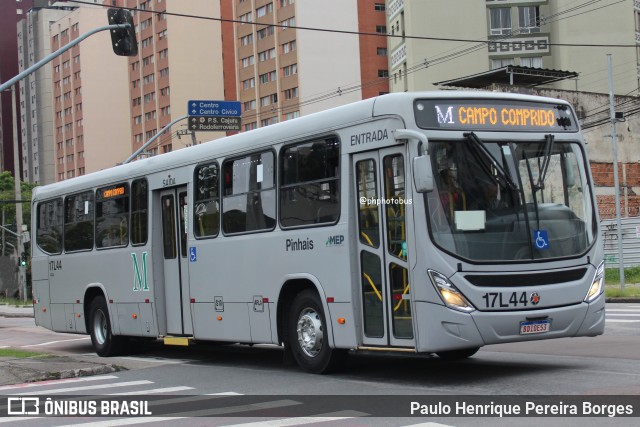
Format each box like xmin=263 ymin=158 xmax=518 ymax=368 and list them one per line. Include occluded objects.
xmin=353 ymin=149 xmax=415 ymax=348
xmin=160 ymin=186 xmax=193 ymax=336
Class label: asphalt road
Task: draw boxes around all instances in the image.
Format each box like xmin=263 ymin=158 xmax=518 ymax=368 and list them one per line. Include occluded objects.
xmin=1 ymin=303 xmax=639 ymax=426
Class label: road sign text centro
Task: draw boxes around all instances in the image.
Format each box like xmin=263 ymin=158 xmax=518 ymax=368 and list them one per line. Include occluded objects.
xmin=188 ymin=100 xmax=241 ymax=117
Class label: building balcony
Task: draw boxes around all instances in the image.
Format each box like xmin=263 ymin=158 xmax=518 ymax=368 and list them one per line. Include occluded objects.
xmin=635 ymin=0 xmax=640 ymax=11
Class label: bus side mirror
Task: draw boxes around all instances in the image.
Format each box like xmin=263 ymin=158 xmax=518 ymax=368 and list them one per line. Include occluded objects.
xmin=413 ymin=155 xmax=434 ymax=193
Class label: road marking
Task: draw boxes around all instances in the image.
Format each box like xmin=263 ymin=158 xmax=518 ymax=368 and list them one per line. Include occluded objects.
xmin=109 ymin=386 xmax=194 ymax=395
xmin=55 ymin=399 xmax=301 ymax=427
xmin=219 ymin=410 xmax=369 ymax=426
xmin=606 ymin=309 xmax=640 ymax=312
xmin=21 ymin=337 xmax=90 ymax=347
xmin=14 ymin=380 xmax=153 ymax=395
xmin=0 ymin=375 xmax=119 ymax=392
xmin=606 ymin=313 xmax=640 ymax=316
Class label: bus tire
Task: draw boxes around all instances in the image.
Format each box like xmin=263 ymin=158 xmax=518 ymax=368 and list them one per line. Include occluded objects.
xmin=89 ymin=296 xmax=126 ymax=357
xmin=288 ymin=290 xmax=344 ymax=374
xmin=436 ymin=347 xmax=479 ymax=360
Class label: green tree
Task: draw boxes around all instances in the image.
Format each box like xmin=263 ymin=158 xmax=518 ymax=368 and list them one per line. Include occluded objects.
xmin=0 ymin=171 xmax=38 ymax=229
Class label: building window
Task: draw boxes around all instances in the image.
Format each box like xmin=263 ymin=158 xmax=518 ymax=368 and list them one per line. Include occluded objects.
xmin=520 ymin=56 xmax=543 ymax=68
xmin=378 ymin=69 xmax=389 ymax=77
xmin=491 ymin=57 xmax=515 ymax=70
xmin=257 ymin=26 xmax=274 ymax=39
xmin=374 ymin=3 xmax=385 ymax=11
xmin=519 ymin=6 xmax=540 ymax=33
xmin=490 ymin=8 xmax=512 ymax=35
xmin=375 ymin=25 xmax=386 ymax=34
xmin=244 ymin=99 xmax=256 ymax=111
xmin=283 ymin=87 xmax=298 ymax=99
xmin=282 ymin=63 xmax=297 ymax=76
xmin=256 ymin=3 xmax=273 ymax=17
xmin=242 ymin=78 xmax=255 ymax=90
xmin=377 ymin=47 xmax=387 ymax=56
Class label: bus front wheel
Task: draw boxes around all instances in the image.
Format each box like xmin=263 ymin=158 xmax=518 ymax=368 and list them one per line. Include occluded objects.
xmin=288 ymin=290 xmax=344 ymax=374
xmin=89 ymin=296 xmax=126 ymax=357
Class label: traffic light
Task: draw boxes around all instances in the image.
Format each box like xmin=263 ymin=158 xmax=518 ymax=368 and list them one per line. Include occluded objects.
xmin=20 ymin=252 xmax=26 ymax=267
xmin=108 ymin=8 xmax=138 ymax=57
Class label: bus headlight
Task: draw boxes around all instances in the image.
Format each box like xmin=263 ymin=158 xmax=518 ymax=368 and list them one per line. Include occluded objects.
xmin=428 ymin=270 xmax=475 ymax=313
xmin=585 ymin=261 xmax=605 ymax=302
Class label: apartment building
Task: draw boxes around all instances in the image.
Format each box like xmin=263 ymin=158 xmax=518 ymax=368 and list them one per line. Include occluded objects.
xmin=17 ymin=2 xmax=76 ymax=184
xmin=50 ymin=6 xmax=131 ymax=181
xmin=221 ymin=0 xmax=389 ymax=131
xmin=123 ymin=0 xmax=225 ymax=156
xmin=387 ymin=0 xmax=639 ymax=95
xmin=0 ymin=0 xmax=34 ymax=176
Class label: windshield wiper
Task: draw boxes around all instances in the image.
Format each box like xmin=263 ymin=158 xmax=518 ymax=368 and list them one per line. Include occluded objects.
xmin=464 ymin=132 xmax=518 ymax=191
xmin=534 ymin=134 xmax=555 ymax=191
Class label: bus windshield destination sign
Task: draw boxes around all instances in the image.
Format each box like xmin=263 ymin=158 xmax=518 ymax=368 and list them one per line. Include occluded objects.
xmin=414 ymin=99 xmax=578 ymax=132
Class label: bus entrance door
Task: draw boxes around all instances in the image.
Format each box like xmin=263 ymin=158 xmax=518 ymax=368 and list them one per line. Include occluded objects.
xmin=159 ymin=186 xmax=193 ymax=336
xmin=353 ymin=148 xmax=415 ymax=348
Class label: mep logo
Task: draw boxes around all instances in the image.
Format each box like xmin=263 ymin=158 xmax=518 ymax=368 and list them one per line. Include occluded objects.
xmin=131 ymin=252 xmax=149 ymax=291
xmin=7 ymin=397 xmax=40 ymax=415
xmin=326 ymin=235 xmax=345 ymax=246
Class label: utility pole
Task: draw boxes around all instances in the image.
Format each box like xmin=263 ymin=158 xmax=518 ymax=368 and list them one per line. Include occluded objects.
xmin=11 ymin=85 xmax=26 ymax=301
xmin=607 ymin=54 xmax=625 ymax=290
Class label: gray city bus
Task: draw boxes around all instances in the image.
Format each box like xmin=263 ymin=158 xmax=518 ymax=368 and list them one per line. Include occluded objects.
xmin=31 ymin=92 xmax=605 ymax=373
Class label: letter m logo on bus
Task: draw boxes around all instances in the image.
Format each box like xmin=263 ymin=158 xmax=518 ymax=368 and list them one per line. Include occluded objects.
xmin=131 ymin=252 xmax=149 ymax=291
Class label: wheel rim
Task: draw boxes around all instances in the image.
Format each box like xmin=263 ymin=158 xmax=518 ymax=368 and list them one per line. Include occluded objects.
xmin=296 ymin=307 xmax=323 ymax=358
xmin=93 ymin=309 xmax=108 ymax=345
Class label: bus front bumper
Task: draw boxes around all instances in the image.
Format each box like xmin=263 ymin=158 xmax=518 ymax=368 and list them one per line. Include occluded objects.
xmin=414 ymin=292 xmax=605 ymax=352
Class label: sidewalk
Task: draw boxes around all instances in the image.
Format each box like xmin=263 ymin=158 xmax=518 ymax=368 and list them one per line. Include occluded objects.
xmin=0 ymin=303 xmax=124 ymax=386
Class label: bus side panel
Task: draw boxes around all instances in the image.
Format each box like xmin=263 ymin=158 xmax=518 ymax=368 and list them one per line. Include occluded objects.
xmin=326 ymin=302 xmax=358 ymax=348
xmin=247 ymin=302 xmax=272 ymax=344
xmin=116 ymin=303 xmax=142 ymax=336
xmin=32 ymin=279 xmax=52 ymax=330
xmin=192 ymin=302 xmax=251 ymax=342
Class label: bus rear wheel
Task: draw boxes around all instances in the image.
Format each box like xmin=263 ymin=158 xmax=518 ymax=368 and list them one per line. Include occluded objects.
xmin=288 ymin=290 xmax=344 ymax=374
xmin=89 ymin=295 xmax=126 ymax=357
xmin=436 ymin=347 xmax=479 ymax=360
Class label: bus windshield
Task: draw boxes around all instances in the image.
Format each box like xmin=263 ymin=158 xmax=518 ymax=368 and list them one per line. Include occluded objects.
xmin=424 ymin=137 xmax=596 ymax=262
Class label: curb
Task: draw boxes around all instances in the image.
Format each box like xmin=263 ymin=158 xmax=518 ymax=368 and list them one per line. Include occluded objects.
xmin=44 ymin=364 xmax=125 ymax=381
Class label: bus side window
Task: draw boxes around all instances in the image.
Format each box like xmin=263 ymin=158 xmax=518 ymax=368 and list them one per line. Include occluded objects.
xmin=194 ymin=163 xmax=220 ymax=238
xmin=280 ymin=137 xmax=340 ymax=228
xmin=64 ymin=191 xmax=94 ymax=252
xmin=36 ymin=198 xmax=63 ymax=254
xmin=96 ymin=183 xmax=129 ymax=249
xmin=222 ymin=151 xmax=276 ymax=234
xmin=131 ymin=179 xmax=148 ymax=245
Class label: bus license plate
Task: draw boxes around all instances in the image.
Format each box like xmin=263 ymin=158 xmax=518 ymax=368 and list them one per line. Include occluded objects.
xmin=519 ymin=320 xmax=550 ymax=335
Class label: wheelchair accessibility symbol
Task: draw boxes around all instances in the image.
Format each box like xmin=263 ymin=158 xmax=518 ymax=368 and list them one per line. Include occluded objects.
xmin=189 ymin=247 xmax=197 ymax=262
xmin=533 ymin=230 xmax=549 ymax=250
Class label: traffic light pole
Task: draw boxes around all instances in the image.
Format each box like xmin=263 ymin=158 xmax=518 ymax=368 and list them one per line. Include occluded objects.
xmin=0 ymin=19 xmax=133 ymax=302
xmin=0 ymin=23 xmax=130 ymax=94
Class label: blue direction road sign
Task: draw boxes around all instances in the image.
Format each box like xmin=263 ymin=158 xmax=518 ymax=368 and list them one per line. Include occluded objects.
xmin=188 ymin=100 xmax=241 ymax=117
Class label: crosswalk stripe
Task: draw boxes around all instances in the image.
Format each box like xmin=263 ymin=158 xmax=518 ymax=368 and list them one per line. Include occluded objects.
xmin=606 ymin=309 xmax=640 ymax=312
xmin=219 ymin=410 xmax=369 ymax=426
xmin=402 ymin=423 xmax=456 ymax=427
xmin=0 ymin=375 xmax=119 ymax=392
xmin=606 ymin=314 xmax=640 ymax=316
xmin=21 ymin=337 xmax=90 ymax=347
xmin=56 ymin=399 xmax=301 ymax=427
xmin=14 ymin=380 xmax=153 ymax=396
xmin=108 ymin=386 xmax=194 ymax=395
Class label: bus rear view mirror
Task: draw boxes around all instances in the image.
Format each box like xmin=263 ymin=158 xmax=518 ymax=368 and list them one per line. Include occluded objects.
xmin=413 ymin=155 xmax=434 ymax=193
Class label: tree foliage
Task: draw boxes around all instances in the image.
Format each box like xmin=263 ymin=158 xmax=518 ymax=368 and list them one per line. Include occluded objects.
xmin=0 ymin=171 xmax=38 ymax=228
